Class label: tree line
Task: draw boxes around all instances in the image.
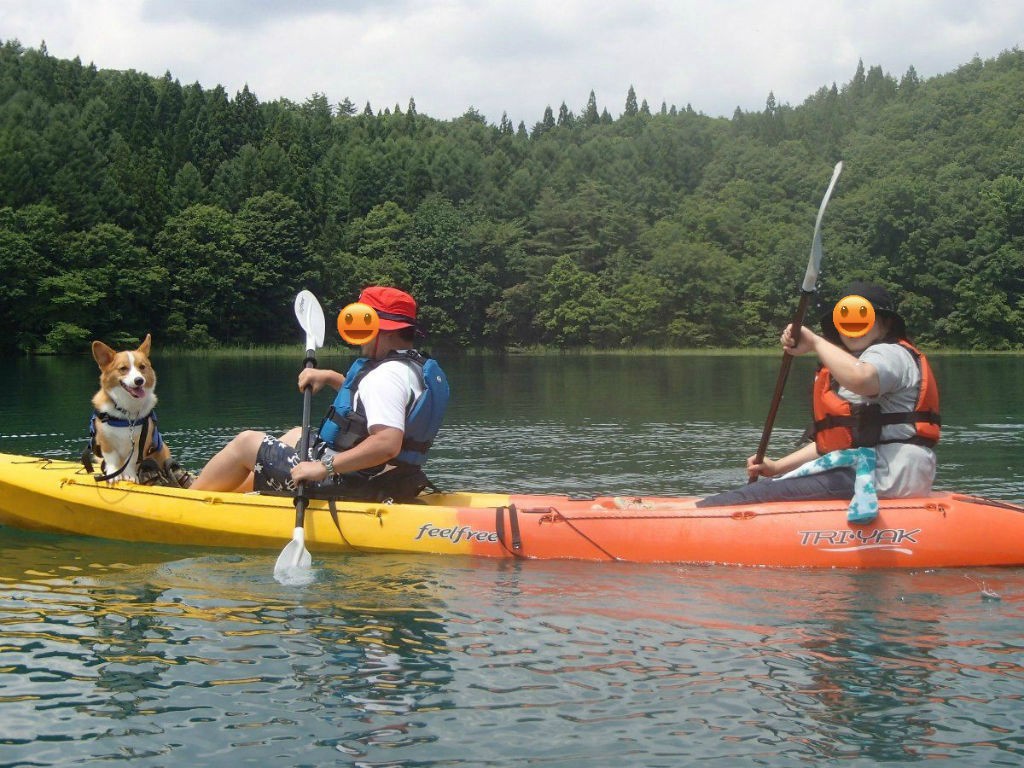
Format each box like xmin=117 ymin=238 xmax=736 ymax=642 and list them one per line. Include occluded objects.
xmin=1 ymin=40 xmax=1022 ymax=354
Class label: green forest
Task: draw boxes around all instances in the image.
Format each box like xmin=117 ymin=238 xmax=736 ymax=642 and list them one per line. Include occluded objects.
xmin=1 ymin=40 xmax=1022 ymax=354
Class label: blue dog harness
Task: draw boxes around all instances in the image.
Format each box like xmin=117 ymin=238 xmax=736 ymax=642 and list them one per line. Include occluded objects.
xmin=83 ymin=408 xmax=164 ymax=480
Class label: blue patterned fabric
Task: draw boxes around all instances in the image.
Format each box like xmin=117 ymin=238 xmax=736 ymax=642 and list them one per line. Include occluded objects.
xmin=778 ymin=447 xmax=878 ymax=524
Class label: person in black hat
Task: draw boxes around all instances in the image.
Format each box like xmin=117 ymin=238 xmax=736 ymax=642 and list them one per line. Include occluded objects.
xmin=817 ymin=281 xmax=907 ymax=345
xmin=698 ymin=281 xmax=940 ymax=507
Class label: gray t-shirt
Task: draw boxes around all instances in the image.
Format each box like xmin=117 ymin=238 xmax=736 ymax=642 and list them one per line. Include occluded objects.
xmin=835 ymin=343 xmax=936 ymax=497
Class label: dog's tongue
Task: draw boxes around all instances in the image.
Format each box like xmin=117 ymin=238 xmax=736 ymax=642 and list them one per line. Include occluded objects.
xmin=126 ymin=385 xmax=146 ymax=398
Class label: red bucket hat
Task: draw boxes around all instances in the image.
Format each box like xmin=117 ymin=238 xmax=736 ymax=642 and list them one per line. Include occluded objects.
xmin=359 ymin=286 xmax=418 ymax=331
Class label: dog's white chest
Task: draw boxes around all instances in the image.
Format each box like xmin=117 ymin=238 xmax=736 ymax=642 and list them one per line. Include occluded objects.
xmin=102 ymin=421 xmax=140 ymax=451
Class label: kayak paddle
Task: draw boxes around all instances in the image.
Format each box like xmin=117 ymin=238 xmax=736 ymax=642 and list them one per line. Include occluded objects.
xmin=274 ymin=290 xmax=326 ymax=581
xmin=750 ymin=161 xmax=843 ymax=481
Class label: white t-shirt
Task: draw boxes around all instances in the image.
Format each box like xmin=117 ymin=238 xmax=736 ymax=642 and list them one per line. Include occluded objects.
xmin=835 ymin=343 xmax=937 ymax=497
xmin=353 ymin=356 xmax=425 ymax=432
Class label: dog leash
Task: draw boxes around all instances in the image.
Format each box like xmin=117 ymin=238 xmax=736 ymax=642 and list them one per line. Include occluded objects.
xmin=92 ymin=441 xmax=136 ymax=482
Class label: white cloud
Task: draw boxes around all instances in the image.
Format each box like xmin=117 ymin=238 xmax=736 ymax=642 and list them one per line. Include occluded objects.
xmin=1 ymin=0 xmax=1021 ymax=124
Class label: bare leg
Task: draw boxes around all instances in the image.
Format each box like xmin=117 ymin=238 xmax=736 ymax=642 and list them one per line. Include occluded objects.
xmin=191 ymin=431 xmax=265 ymax=492
xmin=228 ymin=427 xmax=301 ymax=494
xmin=279 ymin=426 xmax=302 ymax=447
xmin=231 ymin=474 xmax=256 ymax=494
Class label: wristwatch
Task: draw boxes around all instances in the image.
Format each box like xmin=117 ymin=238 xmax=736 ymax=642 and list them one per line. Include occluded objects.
xmin=320 ymin=452 xmax=336 ymax=475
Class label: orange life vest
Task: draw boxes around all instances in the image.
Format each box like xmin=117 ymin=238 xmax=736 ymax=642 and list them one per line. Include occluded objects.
xmin=811 ymin=339 xmax=940 ymax=453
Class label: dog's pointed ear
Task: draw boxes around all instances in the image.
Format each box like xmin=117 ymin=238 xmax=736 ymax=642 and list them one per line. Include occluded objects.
xmin=92 ymin=341 xmax=116 ymax=368
xmin=137 ymin=333 xmax=152 ymax=357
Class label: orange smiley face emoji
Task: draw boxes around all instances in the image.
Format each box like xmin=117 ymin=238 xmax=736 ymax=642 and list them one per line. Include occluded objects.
xmin=832 ymin=295 xmax=876 ymax=338
xmin=337 ymin=302 xmax=380 ymax=345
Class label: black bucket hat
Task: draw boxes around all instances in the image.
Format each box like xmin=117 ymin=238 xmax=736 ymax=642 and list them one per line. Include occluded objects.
xmin=819 ymin=281 xmax=906 ymax=343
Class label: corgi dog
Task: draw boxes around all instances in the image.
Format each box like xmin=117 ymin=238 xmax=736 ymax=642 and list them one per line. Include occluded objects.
xmin=88 ymin=334 xmax=172 ymax=483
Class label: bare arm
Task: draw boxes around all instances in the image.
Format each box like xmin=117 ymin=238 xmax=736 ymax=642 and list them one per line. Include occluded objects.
xmin=290 ymin=425 xmax=403 ymax=484
xmin=748 ymin=441 xmax=821 ymax=479
xmin=298 ymin=368 xmax=346 ymax=394
xmin=781 ymin=325 xmax=880 ymax=397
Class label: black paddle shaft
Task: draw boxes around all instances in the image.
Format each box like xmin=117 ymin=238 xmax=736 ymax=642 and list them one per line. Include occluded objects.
xmin=293 ymin=349 xmax=317 ymax=527
xmin=749 ymin=291 xmax=813 ymax=482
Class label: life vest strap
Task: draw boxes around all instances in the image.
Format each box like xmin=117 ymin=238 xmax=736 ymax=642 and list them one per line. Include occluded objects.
xmin=876 ymin=409 xmax=941 ymax=427
xmin=813 ymin=409 xmax=940 ymax=432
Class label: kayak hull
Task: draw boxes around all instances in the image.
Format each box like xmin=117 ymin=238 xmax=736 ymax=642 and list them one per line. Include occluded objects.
xmin=1 ymin=453 xmax=1022 ymax=568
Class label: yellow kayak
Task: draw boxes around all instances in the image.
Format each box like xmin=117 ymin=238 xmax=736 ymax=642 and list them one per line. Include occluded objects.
xmin=0 ymin=452 xmax=510 ymax=554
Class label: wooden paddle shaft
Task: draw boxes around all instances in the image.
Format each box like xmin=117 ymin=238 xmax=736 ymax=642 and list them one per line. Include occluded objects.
xmin=750 ymin=291 xmax=812 ymax=481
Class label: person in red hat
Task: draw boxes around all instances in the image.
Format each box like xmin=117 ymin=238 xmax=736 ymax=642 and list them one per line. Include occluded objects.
xmin=192 ymin=286 xmax=449 ymax=502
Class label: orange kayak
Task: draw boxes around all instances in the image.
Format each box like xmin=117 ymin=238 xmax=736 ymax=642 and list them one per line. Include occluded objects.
xmin=1 ymin=452 xmax=1022 ymax=568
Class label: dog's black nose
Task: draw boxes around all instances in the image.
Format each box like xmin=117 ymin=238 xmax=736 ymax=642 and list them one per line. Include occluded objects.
xmin=133 ymin=377 xmax=144 ymax=387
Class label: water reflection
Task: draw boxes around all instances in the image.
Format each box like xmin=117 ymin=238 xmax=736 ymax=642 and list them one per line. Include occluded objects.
xmin=736 ymin=569 xmax=1024 ymax=763
xmin=1 ymin=537 xmax=1022 ymax=764
xmin=0 ymin=536 xmax=458 ymax=763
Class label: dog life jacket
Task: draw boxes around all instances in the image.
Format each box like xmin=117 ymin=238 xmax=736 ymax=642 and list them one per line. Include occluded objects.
xmin=318 ymin=350 xmax=448 ymax=469
xmin=83 ymin=409 xmax=164 ymax=477
xmin=811 ymin=339 xmax=940 ymax=453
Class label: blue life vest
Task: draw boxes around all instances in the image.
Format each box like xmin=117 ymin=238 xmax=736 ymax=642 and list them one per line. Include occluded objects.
xmin=318 ymin=350 xmax=448 ymax=467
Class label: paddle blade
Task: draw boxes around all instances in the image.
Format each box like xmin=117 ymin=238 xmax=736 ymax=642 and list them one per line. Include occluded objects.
xmin=294 ymin=290 xmax=326 ymax=351
xmin=801 ymin=160 xmax=843 ymax=293
xmin=274 ymin=526 xmax=313 ymax=585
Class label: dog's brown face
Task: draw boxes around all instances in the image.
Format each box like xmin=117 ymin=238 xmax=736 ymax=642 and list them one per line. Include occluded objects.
xmin=92 ymin=334 xmax=157 ymax=401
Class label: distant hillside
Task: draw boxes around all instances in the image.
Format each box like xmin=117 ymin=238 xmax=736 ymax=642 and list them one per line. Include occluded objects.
xmin=1 ymin=39 xmax=1021 ymax=352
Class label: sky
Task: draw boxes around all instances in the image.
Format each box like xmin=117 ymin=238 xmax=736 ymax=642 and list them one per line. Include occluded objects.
xmin=1 ymin=0 xmax=1022 ymax=125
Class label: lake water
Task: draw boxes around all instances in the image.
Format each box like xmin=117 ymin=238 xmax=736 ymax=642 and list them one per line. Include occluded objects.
xmin=1 ymin=352 xmax=1022 ymax=766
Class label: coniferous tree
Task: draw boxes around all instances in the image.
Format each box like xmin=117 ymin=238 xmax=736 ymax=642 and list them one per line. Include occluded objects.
xmin=153 ymin=72 xmax=185 ymax=163
xmin=337 ymin=97 xmax=356 ymax=116
xmin=170 ymin=162 xmax=204 ymax=211
xmin=405 ymin=97 xmax=417 ymax=133
xmin=583 ymin=90 xmax=599 ymax=125
xmin=556 ymin=102 xmax=574 ymax=127
xmin=624 ymin=85 xmax=638 ymax=116
xmin=847 ymin=59 xmax=866 ymax=102
xmin=233 ymin=84 xmax=264 ymax=148
xmin=532 ymin=105 xmax=555 ymax=138
xmin=542 ymin=105 xmax=555 ymax=130
xmin=899 ymin=65 xmax=920 ymax=96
